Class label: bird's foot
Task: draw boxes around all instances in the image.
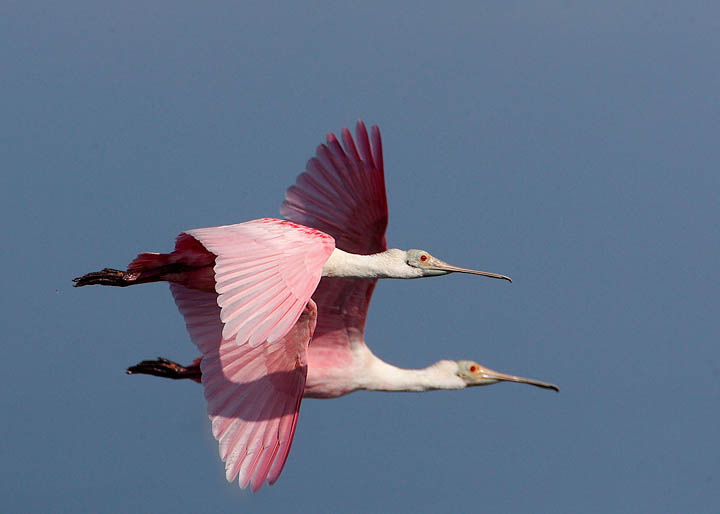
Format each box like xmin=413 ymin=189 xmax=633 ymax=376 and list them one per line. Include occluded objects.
xmin=126 ymin=357 xmax=202 ymax=383
xmin=73 ymin=268 xmax=139 ymax=287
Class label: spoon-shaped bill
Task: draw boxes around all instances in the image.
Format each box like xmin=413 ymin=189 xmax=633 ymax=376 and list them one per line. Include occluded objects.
xmin=477 ymin=364 xmax=559 ymax=392
xmin=428 ymin=256 xmax=512 ymax=282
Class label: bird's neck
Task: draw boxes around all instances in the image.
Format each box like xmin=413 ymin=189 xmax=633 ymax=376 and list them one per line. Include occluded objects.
xmin=321 ymin=248 xmax=421 ymax=279
xmin=360 ymin=357 xmax=465 ymax=393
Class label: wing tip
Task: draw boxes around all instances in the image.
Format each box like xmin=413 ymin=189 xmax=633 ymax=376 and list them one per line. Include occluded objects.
xmin=326 ymin=131 xmax=339 ymax=145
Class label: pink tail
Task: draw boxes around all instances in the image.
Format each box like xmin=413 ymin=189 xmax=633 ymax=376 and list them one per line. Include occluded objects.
xmin=127 ymin=252 xmax=175 ymax=274
xmin=128 ymin=233 xmax=214 ymax=272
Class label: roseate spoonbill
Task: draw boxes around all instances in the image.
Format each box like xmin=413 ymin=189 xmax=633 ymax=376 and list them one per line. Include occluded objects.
xmin=74 ymin=121 xmax=558 ymax=492
xmin=74 ymin=122 xmax=510 ymax=349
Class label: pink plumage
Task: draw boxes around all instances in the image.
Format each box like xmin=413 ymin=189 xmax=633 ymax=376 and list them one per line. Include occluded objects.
xmin=174 ymin=122 xmax=389 ymax=488
xmin=76 ymin=121 xmax=542 ymax=493
xmin=281 ymin=121 xmax=389 ymax=398
xmin=281 ymin=121 xmax=388 ymax=255
xmin=171 ymin=283 xmax=315 ymax=492
xmin=185 ymin=218 xmax=334 ymax=347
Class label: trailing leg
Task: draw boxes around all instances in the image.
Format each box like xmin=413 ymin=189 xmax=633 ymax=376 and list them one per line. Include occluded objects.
xmin=72 ymin=262 xmax=204 ymax=288
xmin=126 ymin=357 xmax=202 ymax=383
xmin=73 ymin=268 xmax=141 ymax=287
xmin=72 ymin=234 xmax=217 ymax=290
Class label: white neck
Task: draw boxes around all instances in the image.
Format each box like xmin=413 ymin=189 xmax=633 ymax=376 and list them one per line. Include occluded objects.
xmin=360 ymin=357 xmax=466 ymax=393
xmin=321 ymin=248 xmax=422 ymax=279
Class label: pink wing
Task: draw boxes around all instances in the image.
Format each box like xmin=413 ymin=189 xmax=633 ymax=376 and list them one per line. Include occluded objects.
xmin=280 ymin=121 xmax=389 ymax=360
xmin=280 ymin=120 xmax=388 ymax=255
xmin=171 ymin=284 xmax=315 ymax=491
xmin=184 ymin=218 xmax=334 ymax=347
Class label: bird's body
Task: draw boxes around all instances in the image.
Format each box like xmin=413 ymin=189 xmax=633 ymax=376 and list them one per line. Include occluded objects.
xmin=75 ymin=121 xmax=557 ymax=492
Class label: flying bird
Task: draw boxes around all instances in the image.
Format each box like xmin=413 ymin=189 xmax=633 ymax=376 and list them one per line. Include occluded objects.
xmin=75 ymin=121 xmax=557 ymax=492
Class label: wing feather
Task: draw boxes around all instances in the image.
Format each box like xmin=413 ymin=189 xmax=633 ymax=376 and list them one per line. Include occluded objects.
xmin=281 ymin=121 xmax=389 ymax=360
xmin=170 ymin=284 xmax=316 ymax=491
xmin=184 ymin=218 xmax=333 ymax=347
xmin=281 ymin=121 xmax=387 ymax=256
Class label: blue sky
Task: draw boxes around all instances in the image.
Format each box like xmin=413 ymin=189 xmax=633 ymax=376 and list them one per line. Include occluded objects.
xmin=2 ymin=2 xmax=719 ymax=512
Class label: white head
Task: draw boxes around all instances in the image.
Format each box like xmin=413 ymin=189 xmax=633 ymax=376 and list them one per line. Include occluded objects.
xmin=321 ymin=248 xmax=513 ymax=281
xmin=404 ymin=249 xmax=512 ymax=281
xmin=455 ymin=360 xmax=559 ymax=391
xmin=357 ymin=357 xmax=557 ymax=394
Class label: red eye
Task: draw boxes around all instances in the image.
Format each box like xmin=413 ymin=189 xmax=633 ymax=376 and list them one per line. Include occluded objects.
xmin=469 ymin=365 xmax=477 ymax=373
xmin=420 ymin=255 xmax=428 ymax=262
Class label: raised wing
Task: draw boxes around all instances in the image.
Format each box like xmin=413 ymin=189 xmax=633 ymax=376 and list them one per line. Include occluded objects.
xmin=171 ymin=284 xmax=316 ymax=491
xmin=280 ymin=120 xmax=388 ymax=255
xmin=185 ymin=218 xmax=334 ymax=347
xmin=281 ymin=121 xmax=389 ymax=358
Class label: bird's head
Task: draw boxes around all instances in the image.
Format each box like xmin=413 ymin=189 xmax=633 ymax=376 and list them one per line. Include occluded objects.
xmin=405 ymin=249 xmax=512 ymax=281
xmin=456 ymin=360 xmax=559 ymax=391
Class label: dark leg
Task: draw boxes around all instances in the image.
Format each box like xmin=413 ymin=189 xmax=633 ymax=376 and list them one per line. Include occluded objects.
xmin=73 ymin=262 xmax=201 ymax=288
xmin=126 ymin=357 xmax=202 ymax=383
xmin=73 ymin=268 xmax=140 ymax=287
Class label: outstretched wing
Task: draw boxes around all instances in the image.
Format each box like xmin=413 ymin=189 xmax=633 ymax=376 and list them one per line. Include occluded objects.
xmin=280 ymin=120 xmax=388 ymax=255
xmin=281 ymin=121 xmax=389 ymax=357
xmin=184 ymin=218 xmax=333 ymax=347
xmin=171 ymin=284 xmax=315 ymax=491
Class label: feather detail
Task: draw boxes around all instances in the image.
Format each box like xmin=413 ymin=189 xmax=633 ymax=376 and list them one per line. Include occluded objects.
xmin=171 ymin=284 xmax=316 ymax=491
xmin=183 ymin=218 xmax=333 ymax=346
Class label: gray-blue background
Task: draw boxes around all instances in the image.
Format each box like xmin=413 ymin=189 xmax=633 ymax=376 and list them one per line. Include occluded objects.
xmin=3 ymin=2 xmax=718 ymax=512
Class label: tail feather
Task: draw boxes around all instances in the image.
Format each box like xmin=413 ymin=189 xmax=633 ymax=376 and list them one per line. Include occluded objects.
xmin=128 ymin=233 xmax=214 ymax=273
xmin=128 ymin=252 xmax=174 ymax=273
